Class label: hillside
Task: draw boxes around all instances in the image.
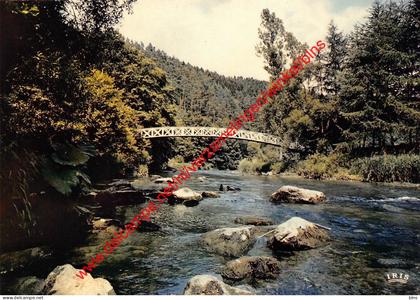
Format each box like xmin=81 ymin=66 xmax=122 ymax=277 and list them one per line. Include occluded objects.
xmin=131 ymin=41 xmax=267 ymax=128
xmin=129 ymin=41 xmax=269 ymax=169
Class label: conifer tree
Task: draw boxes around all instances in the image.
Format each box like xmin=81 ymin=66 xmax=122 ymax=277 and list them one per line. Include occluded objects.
xmin=323 ymin=21 xmax=347 ymax=97
xmin=339 ymin=0 xmax=419 ymax=152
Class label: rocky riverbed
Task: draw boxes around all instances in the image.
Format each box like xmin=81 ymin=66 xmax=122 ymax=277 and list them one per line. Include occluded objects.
xmin=1 ymin=170 xmax=419 ymax=295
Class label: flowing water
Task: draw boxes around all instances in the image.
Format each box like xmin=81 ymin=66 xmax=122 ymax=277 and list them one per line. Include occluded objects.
xmin=4 ymin=170 xmax=420 ymax=295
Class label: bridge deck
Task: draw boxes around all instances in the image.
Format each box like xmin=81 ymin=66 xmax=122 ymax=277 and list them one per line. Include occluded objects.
xmin=138 ymin=127 xmax=282 ymax=146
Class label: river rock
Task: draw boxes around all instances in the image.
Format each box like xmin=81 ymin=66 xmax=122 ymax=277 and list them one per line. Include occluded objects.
xmin=234 ymin=216 xmax=274 ymax=226
xmin=262 ymin=171 xmax=274 ymax=176
xmin=43 ymin=264 xmax=115 ymax=295
xmin=154 ymin=177 xmax=174 ymax=183
xmin=250 ymin=225 xmax=278 ymax=239
xmin=135 ymin=220 xmax=161 ymax=232
xmin=173 ymin=187 xmax=203 ymax=202
xmin=222 ymin=256 xmax=281 ymax=281
xmin=202 ymin=226 xmax=255 ymax=257
xmin=270 ymin=186 xmax=326 ymax=204
xmin=267 ymin=217 xmax=330 ymax=251
xmin=201 ymin=191 xmax=220 ymax=198
xmin=198 ymin=176 xmax=207 ymax=182
xmin=92 ymin=218 xmax=122 ymax=231
xmin=227 ymin=186 xmax=241 ymax=191
xmin=382 ymin=204 xmax=405 ymax=213
xmin=107 ymin=179 xmax=133 ymax=189
xmin=183 ymin=275 xmax=253 ymax=295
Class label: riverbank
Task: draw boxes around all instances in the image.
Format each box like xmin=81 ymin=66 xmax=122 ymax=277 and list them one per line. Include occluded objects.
xmin=238 ymin=153 xmax=420 ymax=185
xmin=275 ymin=172 xmax=420 ymax=190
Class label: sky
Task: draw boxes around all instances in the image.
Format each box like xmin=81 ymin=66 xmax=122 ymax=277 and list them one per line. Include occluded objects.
xmin=119 ymin=0 xmax=376 ymax=81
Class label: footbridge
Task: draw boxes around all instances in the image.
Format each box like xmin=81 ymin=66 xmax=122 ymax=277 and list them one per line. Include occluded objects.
xmin=138 ymin=127 xmax=283 ymax=147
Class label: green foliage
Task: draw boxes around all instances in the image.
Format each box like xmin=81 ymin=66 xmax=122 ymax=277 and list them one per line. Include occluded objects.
xmin=1 ymin=0 xmax=176 ymax=210
xmin=15 ymin=3 xmax=40 ymax=16
xmin=0 ymin=144 xmax=39 ymax=233
xmin=81 ymin=69 xmax=140 ymax=169
xmin=317 ymin=21 xmax=347 ymax=97
xmin=255 ymin=9 xmax=305 ymax=79
xmin=41 ymin=142 xmax=94 ymax=195
xmin=253 ymin=1 xmax=419 ymax=183
xmin=351 ymin=155 xmax=420 ymax=183
xmin=65 ymin=0 xmax=136 ymax=33
xmin=296 ymin=153 xmax=341 ymax=180
xmin=271 ymin=162 xmax=286 ymax=174
xmin=239 ymin=143 xmax=284 ymax=174
xmin=41 ymin=162 xmax=85 ymax=195
xmin=238 ymin=158 xmax=266 ymax=174
xmin=339 ymin=1 xmax=419 ymax=150
xmin=168 ymin=155 xmax=186 ymax=169
xmin=51 ymin=142 xmax=95 ymax=167
xmin=136 ymin=42 xmax=267 ymax=169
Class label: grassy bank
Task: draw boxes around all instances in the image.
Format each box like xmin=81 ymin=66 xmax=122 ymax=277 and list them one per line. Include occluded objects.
xmin=239 ymin=154 xmax=420 ymax=184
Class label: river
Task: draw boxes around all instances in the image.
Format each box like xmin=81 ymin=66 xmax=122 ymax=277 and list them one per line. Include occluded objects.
xmin=5 ymin=170 xmax=420 ymax=295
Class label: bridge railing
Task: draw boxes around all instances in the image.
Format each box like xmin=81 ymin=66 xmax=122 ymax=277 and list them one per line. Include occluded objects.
xmin=138 ymin=127 xmax=283 ymax=147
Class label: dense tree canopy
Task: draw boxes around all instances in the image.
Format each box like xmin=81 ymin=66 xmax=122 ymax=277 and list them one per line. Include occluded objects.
xmin=246 ymin=0 xmax=419 ymax=181
xmin=0 ymin=0 xmax=176 ymax=208
xmin=254 ymin=1 xmax=419 ymax=162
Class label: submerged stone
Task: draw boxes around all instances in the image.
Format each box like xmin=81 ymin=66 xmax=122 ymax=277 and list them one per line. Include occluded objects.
xmin=222 ymin=256 xmax=281 ymax=281
xmin=183 ymin=275 xmax=253 ymax=295
xmin=202 ymin=226 xmax=255 ymax=257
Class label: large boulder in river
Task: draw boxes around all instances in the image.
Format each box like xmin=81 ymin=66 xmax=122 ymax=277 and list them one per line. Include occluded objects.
xmin=173 ymin=187 xmax=203 ymax=207
xmin=154 ymin=177 xmax=174 ymax=184
xmin=270 ymin=186 xmax=326 ymax=204
xmin=43 ymin=264 xmax=115 ymax=295
xmin=92 ymin=218 xmax=122 ymax=232
xmin=222 ymin=256 xmax=281 ymax=281
xmin=227 ymin=185 xmax=241 ymax=191
xmin=267 ymin=217 xmax=330 ymax=251
xmin=201 ymin=191 xmax=220 ymax=198
xmin=234 ymin=215 xmax=274 ymax=226
xmin=183 ymin=275 xmax=253 ymax=295
xmin=202 ymin=226 xmax=255 ymax=257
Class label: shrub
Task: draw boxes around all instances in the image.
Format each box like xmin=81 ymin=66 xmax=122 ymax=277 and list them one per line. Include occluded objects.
xmin=136 ymin=164 xmax=149 ymax=177
xmin=238 ymin=158 xmax=265 ymax=174
xmin=239 ymin=144 xmax=284 ymax=174
xmin=296 ymin=153 xmax=340 ymax=180
xmin=271 ymin=161 xmax=287 ymax=174
xmin=351 ymin=154 xmax=420 ymax=183
xmin=168 ymin=155 xmax=185 ymax=168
